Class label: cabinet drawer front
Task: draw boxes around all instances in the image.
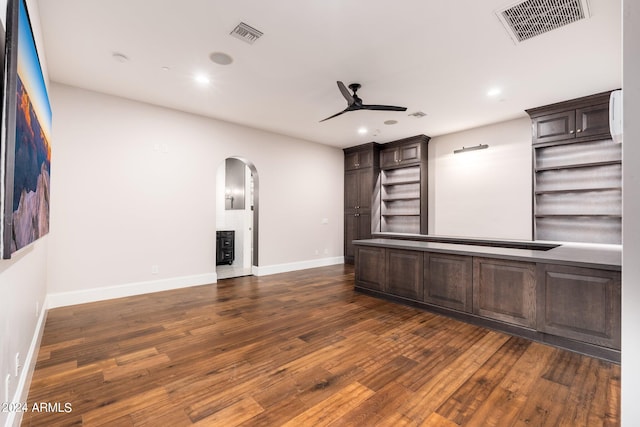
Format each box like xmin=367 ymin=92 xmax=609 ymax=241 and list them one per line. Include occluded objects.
xmin=537 ymin=264 xmax=620 ymax=349
xmin=473 ymin=258 xmax=536 ymax=328
xmin=424 ymin=253 xmax=472 ymax=312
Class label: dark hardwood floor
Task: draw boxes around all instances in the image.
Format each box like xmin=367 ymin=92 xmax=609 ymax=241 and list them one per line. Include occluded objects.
xmin=22 ymin=264 xmax=620 ymax=426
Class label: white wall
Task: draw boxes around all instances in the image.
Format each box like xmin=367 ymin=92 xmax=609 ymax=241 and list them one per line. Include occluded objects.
xmin=0 ymin=1 xmax=49 ymax=425
xmin=622 ymin=0 xmax=640 ymax=424
xmin=45 ymin=84 xmax=344 ymax=295
xmin=428 ymin=117 xmax=532 ymax=240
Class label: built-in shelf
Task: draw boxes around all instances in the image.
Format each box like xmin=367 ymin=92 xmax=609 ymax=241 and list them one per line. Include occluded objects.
xmin=535 ymin=187 xmax=621 ymax=195
xmin=528 ymin=92 xmax=622 ymax=245
xmin=382 ymin=180 xmax=421 ymax=186
xmin=380 ymin=162 xmax=424 ymax=234
xmin=535 ymin=159 xmax=621 ymax=172
xmin=535 ymin=214 xmax=622 ymax=218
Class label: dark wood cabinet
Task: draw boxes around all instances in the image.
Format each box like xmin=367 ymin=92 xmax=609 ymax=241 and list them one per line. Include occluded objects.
xmin=536 ymin=264 xmax=621 ymax=349
xmin=353 ymin=240 xmax=621 ymax=361
xmin=345 ymin=149 xmax=373 ymax=170
xmin=424 ymin=253 xmax=473 ymax=313
xmin=527 ymin=92 xmax=612 ymax=145
xmin=345 ymin=168 xmax=373 ymax=211
xmin=380 ymin=140 xmax=422 ymax=169
xmin=386 ymin=249 xmax=423 ymax=300
xmin=343 ymin=143 xmax=380 ymax=264
xmin=355 ymin=246 xmax=386 ymax=292
xmin=216 ymin=230 xmax=235 ymax=265
xmin=473 ymin=258 xmax=536 ymax=328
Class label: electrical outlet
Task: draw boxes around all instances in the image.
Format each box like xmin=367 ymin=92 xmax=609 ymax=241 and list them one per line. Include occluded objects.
xmin=15 ymin=353 xmax=21 ymax=377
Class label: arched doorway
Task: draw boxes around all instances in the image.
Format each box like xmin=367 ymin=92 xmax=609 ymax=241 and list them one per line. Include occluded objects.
xmin=215 ymin=157 xmax=259 ymax=279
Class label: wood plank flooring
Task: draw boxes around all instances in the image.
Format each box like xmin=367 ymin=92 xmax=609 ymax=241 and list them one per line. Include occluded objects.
xmin=22 ymin=264 xmax=620 ymax=426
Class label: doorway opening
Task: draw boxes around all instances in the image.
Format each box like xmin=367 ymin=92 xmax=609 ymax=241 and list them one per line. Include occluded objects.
xmin=215 ymin=157 xmax=259 ymax=280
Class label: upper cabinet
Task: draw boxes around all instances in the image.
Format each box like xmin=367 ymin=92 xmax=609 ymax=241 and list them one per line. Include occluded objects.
xmin=345 ymin=149 xmax=374 ymax=170
xmin=380 ymin=139 xmax=422 ymax=169
xmin=527 ymin=92 xmax=612 ymax=145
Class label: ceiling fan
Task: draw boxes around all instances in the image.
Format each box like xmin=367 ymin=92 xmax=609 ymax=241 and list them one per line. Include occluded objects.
xmin=320 ymin=81 xmax=407 ymax=122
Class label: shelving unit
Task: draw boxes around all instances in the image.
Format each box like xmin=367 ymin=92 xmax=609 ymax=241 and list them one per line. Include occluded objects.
xmin=532 ymin=131 xmax=621 ymax=244
xmin=527 ymin=91 xmax=622 ymax=245
xmin=381 ymin=165 xmax=421 ymax=233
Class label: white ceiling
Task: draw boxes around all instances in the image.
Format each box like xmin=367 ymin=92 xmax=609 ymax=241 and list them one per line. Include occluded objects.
xmin=35 ymin=0 xmax=622 ymax=148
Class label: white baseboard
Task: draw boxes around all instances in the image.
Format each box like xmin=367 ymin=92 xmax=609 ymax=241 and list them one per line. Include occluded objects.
xmin=46 ymin=273 xmax=218 ymax=309
xmin=252 ymin=256 xmax=344 ymax=276
xmin=6 ymin=300 xmax=48 ymax=427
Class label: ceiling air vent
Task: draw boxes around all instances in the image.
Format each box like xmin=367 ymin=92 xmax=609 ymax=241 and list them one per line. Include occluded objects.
xmin=496 ymin=0 xmax=591 ymax=43
xmin=230 ymin=22 xmax=263 ymax=45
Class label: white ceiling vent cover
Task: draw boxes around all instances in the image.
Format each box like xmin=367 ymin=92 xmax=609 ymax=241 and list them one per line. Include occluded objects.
xmin=496 ymin=0 xmax=591 ymax=43
xmin=230 ymin=22 xmax=263 ymax=45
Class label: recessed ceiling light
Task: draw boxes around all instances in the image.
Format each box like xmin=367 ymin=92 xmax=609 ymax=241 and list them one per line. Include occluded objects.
xmin=487 ymin=87 xmax=502 ymax=97
xmin=209 ymin=52 xmax=234 ymax=66
xmin=358 ymin=127 xmax=367 ymax=135
xmin=112 ymin=52 xmax=129 ymax=63
xmin=384 ymin=120 xmax=398 ymax=125
xmin=161 ymin=66 xmax=170 ymax=71
xmin=194 ymin=74 xmax=211 ymax=85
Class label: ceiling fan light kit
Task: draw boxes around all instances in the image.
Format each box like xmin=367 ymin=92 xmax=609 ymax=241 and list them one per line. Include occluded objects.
xmin=320 ymin=81 xmax=407 ymax=122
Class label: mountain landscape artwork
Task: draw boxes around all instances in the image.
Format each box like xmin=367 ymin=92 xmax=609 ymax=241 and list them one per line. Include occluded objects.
xmin=3 ymin=0 xmax=52 ymax=257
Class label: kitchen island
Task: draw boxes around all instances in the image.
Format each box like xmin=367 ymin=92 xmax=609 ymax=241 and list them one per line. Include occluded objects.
xmin=353 ymin=235 xmax=621 ymax=362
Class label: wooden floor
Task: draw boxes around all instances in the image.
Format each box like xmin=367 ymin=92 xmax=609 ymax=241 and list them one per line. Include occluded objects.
xmin=23 ymin=264 xmax=620 ymax=426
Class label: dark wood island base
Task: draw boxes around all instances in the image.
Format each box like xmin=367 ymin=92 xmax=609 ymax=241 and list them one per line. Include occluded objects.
xmin=354 ymin=237 xmax=621 ymax=363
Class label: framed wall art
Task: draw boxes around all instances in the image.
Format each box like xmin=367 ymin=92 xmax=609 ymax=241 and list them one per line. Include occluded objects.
xmin=1 ymin=0 xmax=52 ymax=259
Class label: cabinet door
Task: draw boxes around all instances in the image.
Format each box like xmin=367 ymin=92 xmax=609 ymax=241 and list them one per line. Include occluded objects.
xmin=386 ymin=249 xmax=423 ymax=300
xmin=575 ymin=103 xmax=610 ymax=139
xmin=424 ymin=253 xmax=472 ymax=313
xmin=380 ymin=147 xmax=398 ymax=169
xmin=356 ymin=168 xmax=373 ymax=210
xmin=344 ymin=214 xmax=357 ymax=260
xmin=398 ymin=142 xmax=421 ymax=165
xmin=345 ymin=150 xmax=374 ymax=170
xmin=473 ymin=258 xmax=536 ymax=328
xmin=537 ymin=264 xmax=620 ymax=349
xmin=357 ymin=212 xmax=372 ymax=240
xmin=344 ymin=170 xmax=359 ymax=211
xmin=345 ymin=169 xmax=373 ymax=210
xmin=532 ymin=110 xmax=576 ymax=144
xmin=355 ymin=246 xmax=386 ymax=292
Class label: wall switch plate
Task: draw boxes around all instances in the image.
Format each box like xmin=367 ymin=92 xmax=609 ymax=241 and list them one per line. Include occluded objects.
xmin=321 ymin=218 xmax=329 ymax=224
xmin=151 ymin=265 xmax=159 ymax=274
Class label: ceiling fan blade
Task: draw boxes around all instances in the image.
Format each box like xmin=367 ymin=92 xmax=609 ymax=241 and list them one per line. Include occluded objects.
xmin=361 ymin=104 xmax=407 ymax=112
xmin=337 ymin=81 xmax=354 ymax=105
xmin=319 ymin=109 xmax=348 ymax=122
